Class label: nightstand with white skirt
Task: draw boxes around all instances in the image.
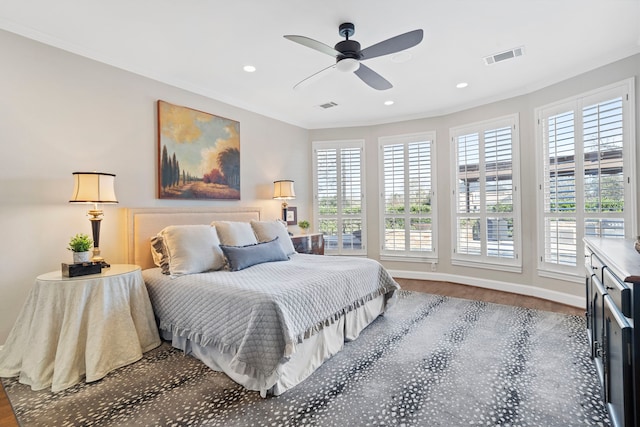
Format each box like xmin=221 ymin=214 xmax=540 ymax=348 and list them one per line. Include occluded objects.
xmin=0 ymin=264 xmax=160 ymax=392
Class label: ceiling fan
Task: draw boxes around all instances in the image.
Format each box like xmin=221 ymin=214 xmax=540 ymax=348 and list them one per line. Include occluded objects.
xmin=284 ymin=22 xmax=423 ymax=91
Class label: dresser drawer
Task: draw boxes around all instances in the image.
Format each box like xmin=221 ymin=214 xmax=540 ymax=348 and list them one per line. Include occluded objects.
xmin=590 ymin=275 xmax=608 ymax=368
xmin=589 ymin=252 xmax=606 ymax=282
xmin=603 ymin=268 xmax=632 ymax=319
xmin=603 ymin=294 xmax=634 ymax=427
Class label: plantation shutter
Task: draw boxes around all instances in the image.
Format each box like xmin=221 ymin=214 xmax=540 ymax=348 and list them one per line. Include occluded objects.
xmin=484 ymin=126 xmax=515 ymax=259
xmin=537 ymin=79 xmax=634 ymax=279
xmin=380 ymin=133 xmax=435 ymax=257
xmin=451 ymin=114 xmax=521 ymax=271
xmin=542 ymin=110 xmax=577 ymax=266
xmin=313 ymin=140 xmax=366 ymax=255
xmin=582 ymin=97 xmax=625 ymax=238
xmin=455 ymin=132 xmax=481 ymax=256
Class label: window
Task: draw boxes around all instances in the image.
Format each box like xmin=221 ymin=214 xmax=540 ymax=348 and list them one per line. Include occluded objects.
xmin=379 ymin=132 xmax=436 ymax=259
xmin=451 ymin=114 xmax=521 ymax=271
xmin=312 ymin=140 xmax=366 ymax=255
xmin=536 ymin=79 xmax=636 ymax=279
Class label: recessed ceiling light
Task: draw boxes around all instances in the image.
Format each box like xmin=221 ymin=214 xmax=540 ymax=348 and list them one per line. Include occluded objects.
xmin=384 ymin=100 xmax=394 ymax=106
xmin=456 ymin=82 xmax=468 ymax=89
xmin=243 ymin=65 xmax=256 ymax=73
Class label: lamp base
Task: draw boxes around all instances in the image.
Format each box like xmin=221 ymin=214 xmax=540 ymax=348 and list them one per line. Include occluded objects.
xmin=91 ymin=247 xmax=110 ymax=268
xmin=91 ymin=247 xmax=103 ymax=262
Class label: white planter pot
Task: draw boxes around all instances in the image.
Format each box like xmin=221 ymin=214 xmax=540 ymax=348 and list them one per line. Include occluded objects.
xmin=73 ymin=251 xmax=91 ymax=264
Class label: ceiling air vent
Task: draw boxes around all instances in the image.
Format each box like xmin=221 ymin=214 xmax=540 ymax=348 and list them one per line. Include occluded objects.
xmin=483 ymin=46 xmax=524 ymax=65
xmin=318 ymin=101 xmax=338 ymax=109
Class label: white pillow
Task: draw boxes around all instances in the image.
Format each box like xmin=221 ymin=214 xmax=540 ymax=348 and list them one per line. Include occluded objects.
xmin=212 ymin=221 xmax=258 ymax=246
xmin=158 ymin=225 xmax=225 ymax=276
xmin=250 ymin=220 xmax=296 ymax=255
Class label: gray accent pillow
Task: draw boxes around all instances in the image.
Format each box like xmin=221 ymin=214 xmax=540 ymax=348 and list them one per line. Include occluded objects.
xmin=220 ymin=237 xmax=289 ymax=271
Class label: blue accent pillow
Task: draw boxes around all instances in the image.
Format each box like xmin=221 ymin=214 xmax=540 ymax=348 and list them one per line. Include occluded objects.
xmin=220 ymin=237 xmax=289 ymax=271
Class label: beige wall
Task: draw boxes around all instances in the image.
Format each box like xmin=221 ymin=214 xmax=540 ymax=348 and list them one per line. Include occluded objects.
xmin=0 ymin=30 xmax=310 ymax=344
xmin=310 ymin=54 xmax=640 ymax=306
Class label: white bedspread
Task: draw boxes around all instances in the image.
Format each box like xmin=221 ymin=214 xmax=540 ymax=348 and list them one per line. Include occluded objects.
xmin=142 ymin=254 xmax=398 ymax=382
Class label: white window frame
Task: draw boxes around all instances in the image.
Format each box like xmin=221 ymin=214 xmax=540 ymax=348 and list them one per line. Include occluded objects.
xmin=450 ymin=114 xmax=522 ymax=272
xmin=535 ymin=78 xmax=636 ymax=281
xmin=312 ymin=139 xmax=367 ymax=256
xmin=378 ymin=132 xmax=437 ymax=261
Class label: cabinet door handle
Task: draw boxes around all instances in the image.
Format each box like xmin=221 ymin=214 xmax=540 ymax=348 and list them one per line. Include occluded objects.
xmin=594 ymin=341 xmax=602 ymax=358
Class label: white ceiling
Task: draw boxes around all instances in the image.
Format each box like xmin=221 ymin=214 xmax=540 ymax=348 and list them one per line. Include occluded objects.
xmin=1 ymin=0 xmax=639 ymax=129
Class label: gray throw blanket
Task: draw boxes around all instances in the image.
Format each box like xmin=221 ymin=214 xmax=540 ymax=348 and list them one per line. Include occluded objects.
xmin=142 ymin=254 xmax=399 ymax=384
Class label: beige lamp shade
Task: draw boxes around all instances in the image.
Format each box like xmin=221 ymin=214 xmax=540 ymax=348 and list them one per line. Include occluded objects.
xmin=69 ymin=172 xmax=118 ymax=204
xmin=273 ymin=180 xmax=296 ymax=200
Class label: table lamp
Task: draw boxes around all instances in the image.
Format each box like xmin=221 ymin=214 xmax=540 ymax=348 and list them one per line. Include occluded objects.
xmin=69 ymin=172 xmax=118 ymax=265
xmin=273 ymin=180 xmax=296 ymax=222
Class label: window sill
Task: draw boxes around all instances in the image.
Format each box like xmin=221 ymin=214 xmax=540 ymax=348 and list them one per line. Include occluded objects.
xmin=537 ymin=268 xmax=583 ymax=284
xmin=451 ymin=258 xmax=522 ymax=274
xmin=324 ymin=251 xmax=367 ymax=257
xmin=380 ymin=254 xmax=438 ymax=263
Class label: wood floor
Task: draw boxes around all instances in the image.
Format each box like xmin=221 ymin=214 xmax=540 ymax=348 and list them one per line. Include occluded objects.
xmin=0 ymin=382 xmax=17 ymax=427
xmin=396 ymin=278 xmax=584 ymax=316
xmin=0 ymin=280 xmax=584 ymax=426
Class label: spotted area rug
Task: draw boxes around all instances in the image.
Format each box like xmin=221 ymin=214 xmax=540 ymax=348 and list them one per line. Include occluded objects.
xmin=2 ymin=291 xmax=609 ymax=426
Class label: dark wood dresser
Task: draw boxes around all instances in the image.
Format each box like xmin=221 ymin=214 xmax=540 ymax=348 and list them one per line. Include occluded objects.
xmin=291 ymin=233 xmax=324 ymax=255
xmin=584 ymin=237 xmax=639 ymax=427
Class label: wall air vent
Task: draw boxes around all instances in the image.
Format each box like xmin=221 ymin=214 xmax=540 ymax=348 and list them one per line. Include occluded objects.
xmin=318 ymin=101 xmax=338 ymax=109
xmin=483 ymin=46 xmax=524 ymax=65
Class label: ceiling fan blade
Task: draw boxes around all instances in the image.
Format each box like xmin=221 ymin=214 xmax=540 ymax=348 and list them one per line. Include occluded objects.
xmin=359 ymin=29 xmax=423 ymax=60
xmin=293 ymin=63 xmax=336 ymax=90
xmin=284 ymin=35 xmax=340 ymax=57
xmin=354 ymin=63 xmax=392 ymax=90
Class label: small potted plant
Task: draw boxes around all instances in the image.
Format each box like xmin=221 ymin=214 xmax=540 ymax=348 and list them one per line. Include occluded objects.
xmin=68 ymin=233 xmax=93 ymax=263
xmin=297 ymin=220 xmax=310 ymax=234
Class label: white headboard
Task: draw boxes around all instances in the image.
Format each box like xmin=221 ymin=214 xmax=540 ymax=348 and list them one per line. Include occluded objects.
xmin=125 ymin=207 xmax=262 ymax=269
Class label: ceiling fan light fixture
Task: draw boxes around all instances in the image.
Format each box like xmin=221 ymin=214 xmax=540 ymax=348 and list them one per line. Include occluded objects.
xmin=336 ymin=58 xmax=360 ymax=73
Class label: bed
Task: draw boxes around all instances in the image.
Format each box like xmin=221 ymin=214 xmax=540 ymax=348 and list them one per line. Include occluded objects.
xmin=125 ymin=207 xmax=399 ymax=397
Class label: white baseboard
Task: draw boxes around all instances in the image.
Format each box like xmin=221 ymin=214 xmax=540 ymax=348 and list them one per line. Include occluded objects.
xmin=388 ymin=269 xmax=585 ymax=309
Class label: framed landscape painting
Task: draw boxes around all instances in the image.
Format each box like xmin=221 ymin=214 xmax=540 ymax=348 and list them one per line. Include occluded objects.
xmin=157 ymin=100 xmax=240 ymax=200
